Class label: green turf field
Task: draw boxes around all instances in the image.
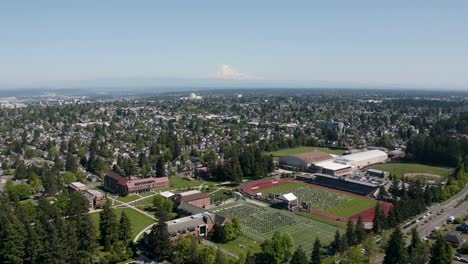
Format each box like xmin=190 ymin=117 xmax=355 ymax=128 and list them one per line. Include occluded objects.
xmin=209 ymin=202 xmax=342 ymax=249
xmin=269 ymin=146 xmax=345 ymax=157
xmin=169 ymin=176 xmax=205 ymax=189
xmin=218 ymin=236 xmax=262 ymax=255
xmin=90 ymin=207 xmax=155 ymax=240
xmin=258 ymin=182 xmax=376 ymax=217
xmin=368 ymin=163 xmax=452 ymax=179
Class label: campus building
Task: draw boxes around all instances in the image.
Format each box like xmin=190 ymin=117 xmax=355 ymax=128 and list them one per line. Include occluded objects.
xmin=278 ymin=151 xmax=334 ymax=171
xmin=174 ymin=190 xmax=211 ymax=208
xmin=104 ymin=171 xmax=170 ymax=195
xmin=165 ymin=212 xmax=226 ymax=241
xmin=335 ymin=150 xmax=388 ymax=170
xmin=314 ymin=160 xmax=352 ymax=176
xmin=68 ymin=182 xmax=107 ymax=208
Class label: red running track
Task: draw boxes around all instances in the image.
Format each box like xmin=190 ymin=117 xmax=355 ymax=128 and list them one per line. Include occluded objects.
xmin=241 ymin=178 xmax=392 ymax=223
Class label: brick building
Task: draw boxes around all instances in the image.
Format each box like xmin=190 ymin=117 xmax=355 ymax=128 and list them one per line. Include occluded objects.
xmin=174 ymin=190 xmax=211 ymax=208
xmin=68 ymin=182 xmax=107 ymax=208
xmin=104 ymin=171 xmax=170 ymax=195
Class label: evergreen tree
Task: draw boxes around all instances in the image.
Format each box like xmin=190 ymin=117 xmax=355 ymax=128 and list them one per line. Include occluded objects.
xmin=429 ymin=235 xmax=453 ymax=264
xmin=345 ymin=220 xmax=356 ymax=246
xmin=146 ymin=222 xmax=172 ymax=261
xmin=372 ymin=203 xmax=386 ymax=234
xmin=408 ymin=228 xmax=421 ymax=256
xmin=310 ymin=238 xmax=321 ymax=264
xmin=99 ymin=201 xmax=118 ymax=251
xmin=383 ymin=227 xmax=408 ymax=264
xmin=355 ymin=216 xmax=367 ymax=243
xmin=290 ymin=246 xmax=308 ymax=264
xmin=118 ymin=211 xmax=132 ymax=244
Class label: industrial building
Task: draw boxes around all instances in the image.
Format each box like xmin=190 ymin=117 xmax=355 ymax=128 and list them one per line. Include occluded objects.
xmin=335 ymin=150 xmax=388 ymax=170
xmin=278 ymin=151 xmax=334 ymax=171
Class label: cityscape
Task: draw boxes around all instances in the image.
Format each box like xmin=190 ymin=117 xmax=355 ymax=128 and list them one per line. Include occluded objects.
xmin=0 ymin=1 xmax=467 ymax=264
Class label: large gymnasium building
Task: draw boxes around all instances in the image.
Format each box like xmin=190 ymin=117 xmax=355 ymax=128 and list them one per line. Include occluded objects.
xmin=279 ymin=149 xmax=387 ymax=176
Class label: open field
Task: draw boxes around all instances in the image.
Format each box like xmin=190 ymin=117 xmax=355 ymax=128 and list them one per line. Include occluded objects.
xmin=218 ymin=236 xmax=262 ymax=255
xmin=259 ymin=182 xmax=376 ymax=217
xmin=169 ymin=176 xmax=206 ymax=189
xmin=209 ymin=202 xmax=342 ymax=248
xmin=269 ymin=146 xmax=345 ymax=157
xmin=368 ymin=163 xmax=452 ymax=180
xmin=90 ymin=207 xmax=154 ymax=240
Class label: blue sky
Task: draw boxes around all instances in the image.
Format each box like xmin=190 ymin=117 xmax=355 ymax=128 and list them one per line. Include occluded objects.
xmin=1 ymin=1 xmax=467 ymax=89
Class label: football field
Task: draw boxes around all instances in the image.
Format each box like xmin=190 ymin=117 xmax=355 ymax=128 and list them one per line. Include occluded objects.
xmin=209 ymin=202 xmax=342 ymax=248
xmin=259 ymin=182 xmax=376 ymax=217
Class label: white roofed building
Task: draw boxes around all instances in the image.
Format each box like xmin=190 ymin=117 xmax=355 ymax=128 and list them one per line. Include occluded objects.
xmin=336 ymin=150 xmax=388 ymax=170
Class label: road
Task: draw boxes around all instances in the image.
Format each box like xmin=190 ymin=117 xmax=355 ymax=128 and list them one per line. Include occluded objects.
xmin=402 ymin=184 xmax=468 ymax=238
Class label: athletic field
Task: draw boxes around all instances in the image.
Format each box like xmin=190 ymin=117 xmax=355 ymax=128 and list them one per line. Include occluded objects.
xmin=269 ymin=146 xmax=345 ymax=157
xmin=258 ymin=182 xmax=376 ymax=217
xmin=209 ymin=202 xmax=342 ymax=248
xmin=368 ymin=162 xmax=452 ymax=180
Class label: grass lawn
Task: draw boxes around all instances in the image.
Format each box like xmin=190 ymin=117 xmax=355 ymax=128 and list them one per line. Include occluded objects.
xmin=131 ymin=195 xmax=155 ymax=211
xmin=219 ymin=236 xmax=262 ymax=255
xmin=369 ymin=163 xmax=452 ymax=179
xmin=269 ymin=146 xmax=345 ymax=157
xmin=90 ymin=207 xmax=155 ymax=240
xmin=116 ymin=194 xmax=141 ymax=203
xmin=210 ymin=189 xmax=234 ymax=203
xmin=169 ymin=176 xmax=205 ymax=189
xmin=209 ymin=202 xmax=342 ymax=249
xmin=259 ymin=182 xmax=376 ymax=217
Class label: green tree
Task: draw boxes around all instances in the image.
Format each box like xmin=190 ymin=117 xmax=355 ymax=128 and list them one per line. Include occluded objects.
xmin=383 ymin=227 xmax=408 ymax=264
xmin=372 ymin=203 xmax=386 ymax=234
xmin=99 ymin=201 xmax=118 ymax=251
xmin=260 ymin=231 xmax=294 ymax=264
xmin=355 ymin=216 xmax=367 ymax=243
xmin=118 ymin=211 xmax=132 ymax=244
xmin=146 ymin=222 xmax=172 ymax=261
xmin=290 ymin=246 xmax=308 ymax=264
xmin=340 ymin=246 xmax=366 ymax=264
xmin=345 ymin=220 xmax=356 ymax=246
xmin=310 ymin=238 xmax=321 ymax=264
xmin=429 ymin=235 xmax=453 ymax=264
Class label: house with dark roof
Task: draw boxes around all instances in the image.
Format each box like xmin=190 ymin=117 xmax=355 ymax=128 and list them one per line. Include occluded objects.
xmin=104 ymin=171 xmax=169 ymax=195
xmin=444 ymin=231 xmax=465 ymax=247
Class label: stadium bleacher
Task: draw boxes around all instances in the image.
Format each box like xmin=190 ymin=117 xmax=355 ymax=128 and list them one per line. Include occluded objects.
xmin=307 ymin=173 xmax=378 ymax=196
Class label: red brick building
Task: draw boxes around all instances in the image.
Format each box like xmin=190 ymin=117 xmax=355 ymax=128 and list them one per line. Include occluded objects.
xmin=104 ymin=171 xmax=170 ymax=195
xmin=68 ymin=182 xmax=107 ymax=208
xmin=174 ymin=190 xmax=211 ymax=208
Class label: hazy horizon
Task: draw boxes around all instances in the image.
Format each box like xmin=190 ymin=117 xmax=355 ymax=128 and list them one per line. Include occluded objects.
xmin=1 ymin=1 xmax=468 ymax=91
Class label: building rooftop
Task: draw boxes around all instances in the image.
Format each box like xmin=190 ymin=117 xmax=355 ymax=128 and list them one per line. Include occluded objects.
xmin=315 ymin=160 xmax=351 ymax=171
xmin=291 ymin=151 xmax=334 ymax=164
xmin=337 ymin=150 xmax=387 ymax=162
xmin=69 ymin=182 xmax=87 ymax=190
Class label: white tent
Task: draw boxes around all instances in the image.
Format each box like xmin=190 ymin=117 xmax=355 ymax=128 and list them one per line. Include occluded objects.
xmin=279 ymin=192 xmax=297 ymax=202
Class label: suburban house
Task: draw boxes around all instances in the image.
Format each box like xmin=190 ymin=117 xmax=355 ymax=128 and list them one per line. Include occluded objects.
xmin=68 ymin=182 xmax=107 ymax=208
xmin=444 ymin=231 xmax=466 ymax=247
xmin=104 ymin=171 xmax=170 ymax=195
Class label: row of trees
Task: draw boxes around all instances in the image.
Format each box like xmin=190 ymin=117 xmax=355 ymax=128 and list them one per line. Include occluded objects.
xmin=209 ymin=145 xmax=274 ymax=184
xmin=383 ymin=226 xmax=452 ymax=264
xmin=0 ymin=192 xmax=96 ymax=264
